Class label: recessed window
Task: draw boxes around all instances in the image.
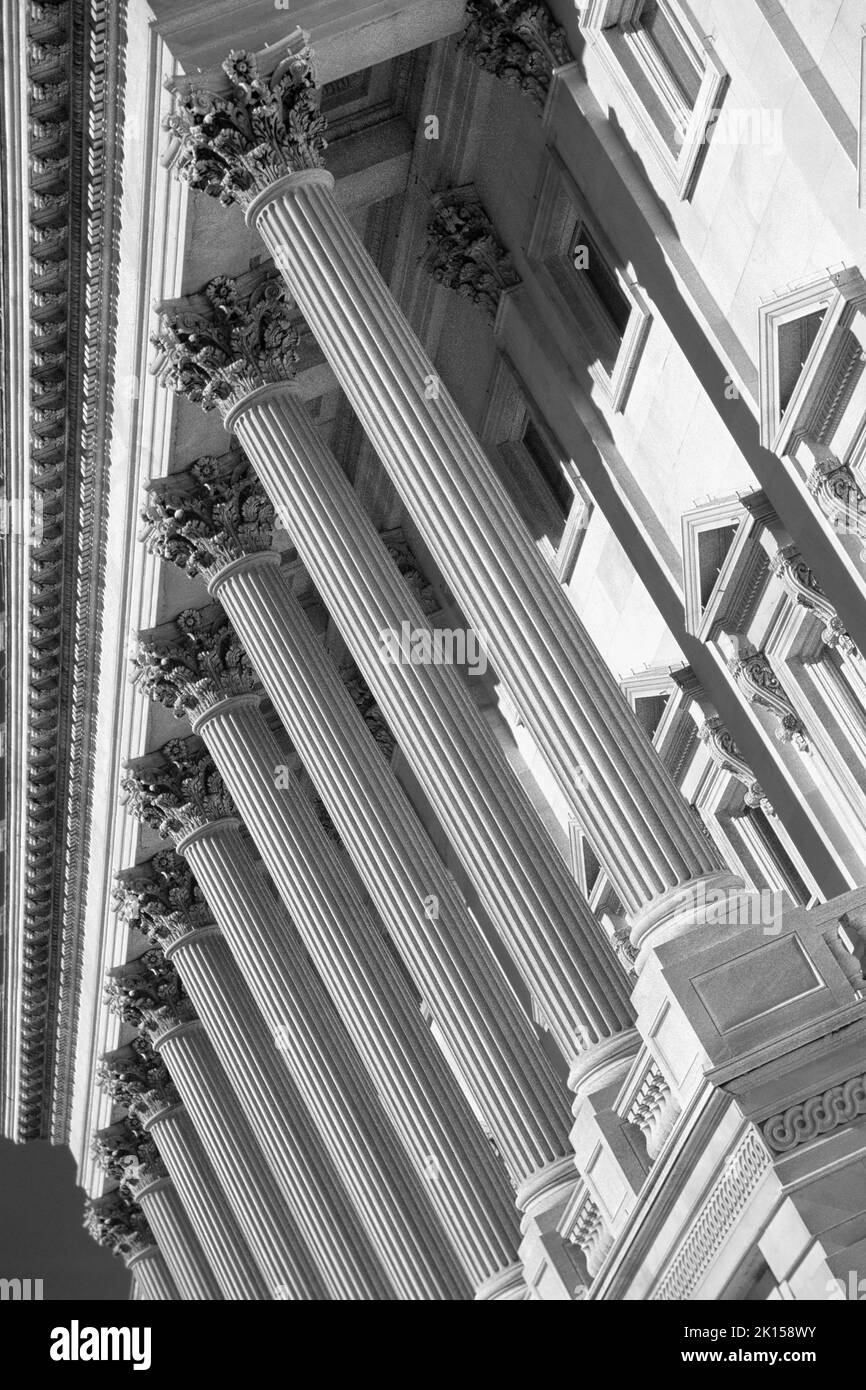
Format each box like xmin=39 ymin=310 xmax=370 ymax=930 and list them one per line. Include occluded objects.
xmin=639 ymin=0 xmax=703 ymax=112
xmin=776 ymin=311 xmax=825 ymax=414
xmin=570 ymin=223 xmax=632 ymax=340
xmin=633 ymin=692 xmax=670 ymax=740
xmin=522 ymin=418 xmax=574 ymax=538
xmin=697 ymin=524 xmax=738 ymax=608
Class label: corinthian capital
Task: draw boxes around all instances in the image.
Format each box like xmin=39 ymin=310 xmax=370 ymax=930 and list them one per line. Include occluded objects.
xmin=163 ymin=28 xmax=327 ymax=211
xmin=93 ymin=1118 xmax=168 ymax=1196
xmin=84 ymin=1191 xmax=156 ymax=1261
xmin=133 ymin=604 xmax=261 ymax=719
xmin=105 ymin=950 xmax=197 ymax=1040
xmin=424 ymin=188 xmax=520 ymax=322
xmin=115 ymin=850 xmax=215 ymax=952
xmin=141 ymin=444 xmax=276 ymax=580
xmin=97 ymin=1035 xmax=181 ymax=1120
xmin=121 ymin=736 xmax=236 ymax=841
xmin=459 ymin=1 xmax=572 ymax=111
xmin=152 ymin=269 xmax=299 ymax=417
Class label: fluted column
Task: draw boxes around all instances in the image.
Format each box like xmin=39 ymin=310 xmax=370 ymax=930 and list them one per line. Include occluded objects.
xmin=123 ymin=729 xmax=522 ymax=1296
xmin=137 ymin=1177 xmax=222 ymax=1301
xmin=163 ymin=37 xmax=726 ymax=941
xmin=115 ymin=855 xmax=456 ymax=1302
xmin=103 ymin=964 xmax=326 ymax=1300
xmin=84 ymin=1191 xmax=179 ymax=1301
xmin=93 ymin=1121 xmax=221 ymax=1300
xmin=127 ymin=1249 xmax=178 ymax=1302
xmin=148 ymin=279 xmax=635 ymax=1078
xmin=139 ymin=475 xmax=572 ymax=1189
xmin=98 ymin=1039 xmax=270 ymax=1300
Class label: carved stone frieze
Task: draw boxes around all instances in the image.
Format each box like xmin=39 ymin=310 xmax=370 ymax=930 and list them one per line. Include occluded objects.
xmin=762 ymin=1070 xmax=866 ymax=1154
xmin=133 ymin=603 xmax=261 ymax=719
xmin=458 ymin=1 xmax=572 ymax=111
xmin=163 ymin=31 xmax=327 ymax=211
xmin=121 ymin=736 xmax=236 ymax=843
xmin=423 ymin=188 xmax=520 ymax=322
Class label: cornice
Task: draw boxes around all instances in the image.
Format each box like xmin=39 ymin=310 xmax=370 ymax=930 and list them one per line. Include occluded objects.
xmin=2 ymin=0 xmax=130 ymax=1141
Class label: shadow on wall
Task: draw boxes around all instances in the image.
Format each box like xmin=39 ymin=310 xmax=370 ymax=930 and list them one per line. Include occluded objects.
xmin=0 ymin=1138 xmax=130 ymax=1300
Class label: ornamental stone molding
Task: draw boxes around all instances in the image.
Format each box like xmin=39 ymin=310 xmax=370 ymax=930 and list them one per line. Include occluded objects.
xmin=83 ymin=1190 xmax=157 ymax=1261
xmin=121 ymin=736 xmax=236 ymax=843
xmin=726 ymin=644 xmax=810 ymax=753
xmin=423 ymin=187 xmax=520 ymax=322
xmin=97 ymin=1035 xmax=181 ymax=1121
xmin=458 ymin=1 xmax=573 ymax=111
xmin=133 ymin=603 xmax=262 ymax=719
xmin=140 ymin=443 xmax=277 ymax=581
xmin=568 ymin=1192 xmax=612 ymax=1279
xmin=807 ymin=455 xmax=866 ymax=561
xmin=114 ymin=851 xmax=217 ymax=953
xmin=104 ymin=950 xmax=197 ymax=1041
xmin=769 ymin=544 xmax=859 ymax=658
xmin=4 ymin=0 xmax=132 ymax=1143
xmin=163 ymin=29 xmax=327 ymax=212
xmin=152 ymin=267 xmax=300 ymax=418
xmin=698 ymin=716 xmax=775 ymax=816
xmin=762 ymin=1070 xmax=866 ymax=1154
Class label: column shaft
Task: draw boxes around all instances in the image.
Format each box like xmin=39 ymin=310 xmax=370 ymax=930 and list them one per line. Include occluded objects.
xmin=153 ymin=1019 xmax=326 ymax=1299
xmin=194 ymin=695 xmax=524 ymax=1293
xmin=145 ymin=1103 xmax=270 ymax=1300
xmin=210 ymin=552 xmax=572 ymax=1182
xmin=126 ymin=1248 xmax=178 ymax=1301
xmin=135 ymin=1177 xmax=222 ymax=1300
xmin=168 ymin=926 xmax=420 ymax=1301
xmin=228 ymin=388 xmax=632 ymax=1063
xmin=180 ymin=821 xmax=474 ymax=1300
xmin=251 ymin=169 xmax=720 ymax=919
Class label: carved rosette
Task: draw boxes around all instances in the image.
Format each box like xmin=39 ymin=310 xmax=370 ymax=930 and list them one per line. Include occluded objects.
xmin=458 ymin=1 xmax=573 ymax=111
xmin=121 ymin=736 xmax=236 ymax=843
xmin=163 ymin=31 xmax=327 ymax=211
xmin=141 ymin=443 xmax=276 ymax=582
xmin=104 ymin=950 xmax=197 ymax=1043
xmin=770 ymin=545 xmax=859 ymax=658
xmin=424 ymin=189 xmax=520 ymax=322
xmin=84 ymin=1191 xmax=157 ymax=1262
xmin=808 ymin=457 xmax=866 ymax=562
xmin=152 ymin=271 xmax=300 ymax=417
xmin=93 ymin=1117 xmax=168 ymax=1197
xmin=133 ymin=603 xmax=261 ymax=719
xmin=727 ymin=649 xmax=810 ymax=753
xmin=114 ymin=850 xmax=216 ymax=953
xmin=97 ymin=1035 xmax=182 ymax=1122
xmin=698 ymin=716 xmax=775 ymax=816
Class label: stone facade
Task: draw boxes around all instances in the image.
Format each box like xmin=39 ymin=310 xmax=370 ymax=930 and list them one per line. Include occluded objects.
xmin=2 ymin=0 xmax=866 ymax=1303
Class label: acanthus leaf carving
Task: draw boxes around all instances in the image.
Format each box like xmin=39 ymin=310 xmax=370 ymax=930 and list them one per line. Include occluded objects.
xmin=698 ymin=715 xmax=775 ymax=816
xmin=152 ymin=269 xmax=300 ymax=416
xmin=163 ymin=31 xmax=327 ymax=211
xmin=458 ymin=0 xmax=572 ymax=111
xmin=97 ymin=1034 xmax=181 ymax=1120
xmin=423 ymin=187 xmax=520 ymax=322
xmin=140 ymin=442 xmax=276 ymax=580
xmin=120 ymin=735 xmax=236 ymax=842
xmin=83 ymin=1191 xmax=156 ymax=1261
xmin=104 ymin=950 xmax=197 ymax=1041
xmin=133 ymin=602 xmax=261 ymax=718
xmin=114 ymin=849 xmax=216 ymax=951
